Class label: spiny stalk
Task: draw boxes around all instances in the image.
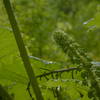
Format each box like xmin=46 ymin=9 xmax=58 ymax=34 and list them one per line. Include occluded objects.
xmin=54 ymin=30 xmax=100 ymax=99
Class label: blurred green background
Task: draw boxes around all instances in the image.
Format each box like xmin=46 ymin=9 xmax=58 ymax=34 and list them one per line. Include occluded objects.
xmin=0 ymin=0 xmax=100 ymax=100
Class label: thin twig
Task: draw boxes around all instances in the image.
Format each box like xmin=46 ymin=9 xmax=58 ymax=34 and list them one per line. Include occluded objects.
xmin=36 ymin=67 xmax=79 ymax=78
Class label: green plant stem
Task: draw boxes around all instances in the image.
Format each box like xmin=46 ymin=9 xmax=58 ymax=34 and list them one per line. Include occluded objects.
xmin=3 ymin=0 xmax=44 ymax=100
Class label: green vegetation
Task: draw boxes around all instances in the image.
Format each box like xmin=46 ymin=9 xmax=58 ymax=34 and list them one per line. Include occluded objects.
xmin=0 ymin=0 xmax=100 ymax=100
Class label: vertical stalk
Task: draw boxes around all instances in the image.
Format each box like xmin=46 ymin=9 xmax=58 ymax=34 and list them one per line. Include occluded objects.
xmin=56 ymin=89 xmax=63 ymax=100
xmin=3 ymin=0 xmax=44 ymax=100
